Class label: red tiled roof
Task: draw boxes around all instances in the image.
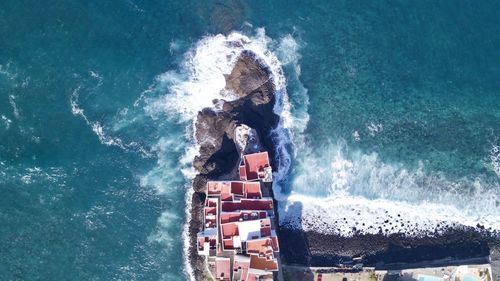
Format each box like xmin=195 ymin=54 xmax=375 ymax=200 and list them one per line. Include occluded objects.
xmin=221 ymin=199 xmax=273 ymax=212
xmin=246 ymin=238 xmax=274 ymax=258
xmin=247 ymin=272 xmax=257 ymax=281
xmin=231 ymin=181 xmax=244 ymax=196
xmin=271 ymin=236 xmax=280 ymax=252
xmin=208 ymin=181 xmax=231 ymax=196
xmin=260 ymin=218 xmax=272 ymax=237
xmin=223 ymin=238 xmax=234 ymax=250
xmin=244 ymin=182 xmax=262 ymax=198
xmin=205 ymin=207 xmax=216 ymax=216
xmin=240 ymin=152 xmax=271 ymax=181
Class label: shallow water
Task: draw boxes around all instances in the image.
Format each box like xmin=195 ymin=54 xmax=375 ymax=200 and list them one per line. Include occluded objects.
xmin=1 ymin=1 xmax=499 ymax=280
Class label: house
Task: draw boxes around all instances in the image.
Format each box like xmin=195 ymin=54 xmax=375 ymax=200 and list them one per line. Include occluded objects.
xmin=239 ymin=152 xmax=273 ymax=182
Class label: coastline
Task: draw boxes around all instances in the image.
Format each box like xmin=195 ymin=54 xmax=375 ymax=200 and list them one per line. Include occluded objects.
xmin=186 ymin=50 xmax=280 ymax=280
xmin=278 ymin=227 xmax=498 ymax=268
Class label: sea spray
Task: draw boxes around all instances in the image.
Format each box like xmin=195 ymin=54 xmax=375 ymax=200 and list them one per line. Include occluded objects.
xmin=281 ymin=140 xmax=500 ymax=236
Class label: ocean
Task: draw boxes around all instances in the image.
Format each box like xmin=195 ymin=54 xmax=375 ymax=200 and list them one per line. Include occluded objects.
xmin=1 ymin=1 xmax=499 ymax=280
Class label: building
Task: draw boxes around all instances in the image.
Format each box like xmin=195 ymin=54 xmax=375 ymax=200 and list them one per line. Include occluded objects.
xmin=239 ymin=152 xmax=273 ymax=182
xmin=197 ymin=151 xmax=280 ymax=281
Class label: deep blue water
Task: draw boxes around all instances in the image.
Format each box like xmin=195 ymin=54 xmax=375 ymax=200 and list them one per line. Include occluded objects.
xmin=1 ymin=1 xmax=499 ymax=280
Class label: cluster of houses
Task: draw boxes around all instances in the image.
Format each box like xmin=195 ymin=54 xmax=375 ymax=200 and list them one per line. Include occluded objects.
xmin=197 ymin=151 xmax=280 ymax=281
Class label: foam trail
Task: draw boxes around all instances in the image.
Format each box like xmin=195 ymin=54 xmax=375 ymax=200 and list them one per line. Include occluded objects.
xmin=489 ymin=143 xmax=500 ymax=177
xmin=1 ymin=115 xmax=12 ymax=130
xmin=8 ymin=95 xmax=20 ymax=119
xmin=70 ymin=87 xmax=152 ymax=157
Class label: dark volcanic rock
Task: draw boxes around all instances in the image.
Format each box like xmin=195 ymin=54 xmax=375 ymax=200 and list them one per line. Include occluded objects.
xmin=301 ymin=227 xmax=496 ymax=268
xmin=193 ymin=108 xmax=236 ymax=175
xmin=192 ymin=51 xmax=278 ymax=178
xmin=225 ymin=50 xmax=274 ymax=105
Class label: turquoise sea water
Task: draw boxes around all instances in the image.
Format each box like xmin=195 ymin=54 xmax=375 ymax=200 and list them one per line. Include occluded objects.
xmin=1 ymin=1 xmax=499 ymax=280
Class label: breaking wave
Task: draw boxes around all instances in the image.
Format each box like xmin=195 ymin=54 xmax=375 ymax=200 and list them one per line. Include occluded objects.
xmin=280 ymin=141 xmax=500 ymax=236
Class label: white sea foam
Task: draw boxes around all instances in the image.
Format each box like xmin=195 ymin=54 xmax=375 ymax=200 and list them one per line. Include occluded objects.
xmin=280 ymin=141 xmax=500 ymax=236
xmin=366 ymin=122 xmax=383 ymax=137
xmin=140 ymin=29 xmax=290 ymax=124
xmin=70 ymin=87 xmax=152 ymax=157
xmin=89 ymin=70 xmax=104 ymax=87
xmin=1 ymin=115 xmax=12 ymax=130
xmin=489 ymin=143 xmax=500 ymax=177
xmin=0 ymin=62 xmax=18 ymax=81
xmin=8 ymin=95 xmax=20 ymax=119
xmin=269 ymin=34 xmax=309 ymax=198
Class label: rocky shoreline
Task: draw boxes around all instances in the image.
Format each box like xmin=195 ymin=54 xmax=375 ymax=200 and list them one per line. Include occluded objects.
xmin=279 ymin=226 xmax=499 ymax=268
xmin=187 ymin=50 xmax=279 ymax=280
xmin=185 ymin=49 xmax=500 ymax=280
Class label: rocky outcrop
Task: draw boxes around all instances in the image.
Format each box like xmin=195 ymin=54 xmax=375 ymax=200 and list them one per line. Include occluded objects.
xmin=192 ymin=50 xmax=278 ymax=178
xmin=188 ymin=50 xmax=279 ymax=281
xmin=224 ymin=50 xmax=274 ymax=105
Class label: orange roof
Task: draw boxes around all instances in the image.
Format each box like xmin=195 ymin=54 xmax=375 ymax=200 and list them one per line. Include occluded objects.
xmin=215 ymin=257 xmax=231 ymax=280
xmin=246 ymin=238 xmax=274 ymax=257
xmin=249 ymin=255 xmax=278 ymax=271
xmin=240 ymin=152 xmax=271 ymax=181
